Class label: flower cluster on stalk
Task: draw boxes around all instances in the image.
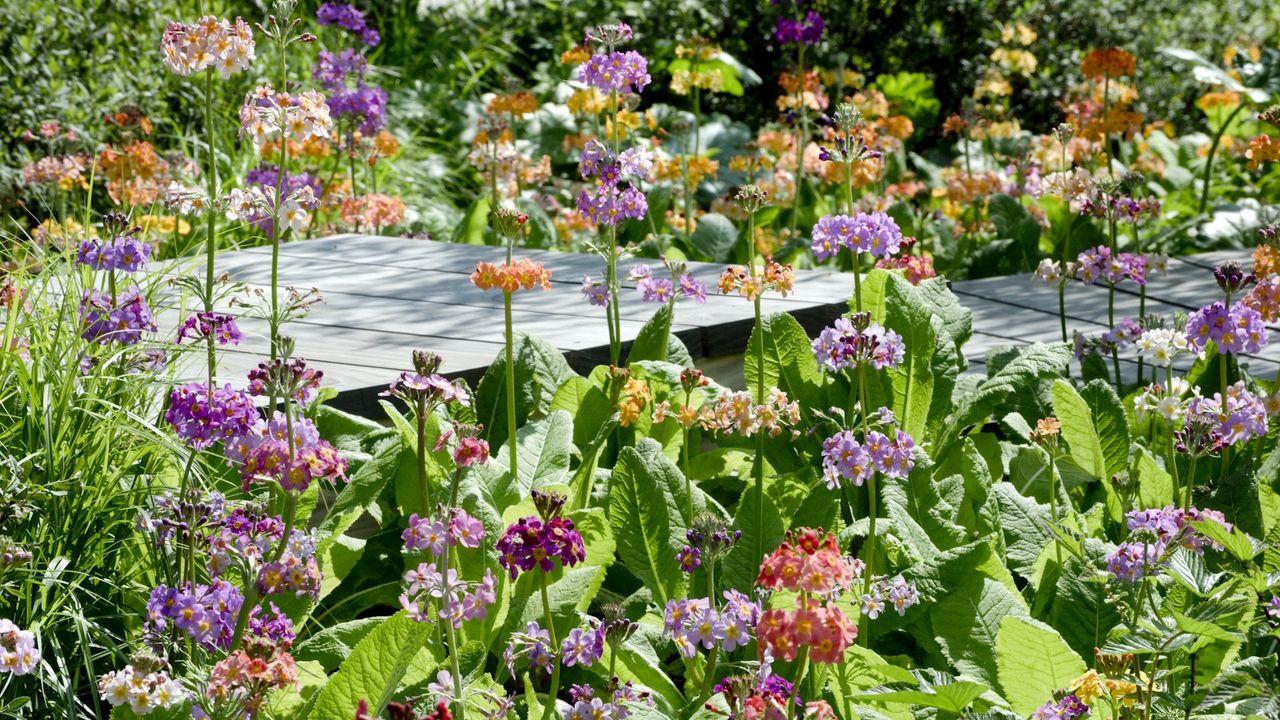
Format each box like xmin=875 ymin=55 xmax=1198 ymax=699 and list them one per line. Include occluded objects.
xmin=0 ymin=619 xmax=39 ymax=676
xmin=576 ymin=141 xmax=650 ymax=226
xmin=207 ymin=508 xmax=323 ymax=599
xmin=755 ymin=528 xmax=859 ymax=663
xmin=812 ymin=312 xmax=905 ymax=372
xmin=496 ymin=491 xmax=586 ymax=580
xmin=1183 ymin=381 xmax=1269 ymax=448
xmin=161 ymin=16 xmax=255 ymax=77
xmin=1074 ymin=245 xmax=1146 ymax=286
xmin=1184 ymin=301 xmax=1267 ymax=355
xmin=1105 ymin=505 xmax=1233 ymax=582
xmin=239 ymin=85 xmax=333 ymax=152
xmin=628 ymin=260 xmax=707 ymax=304
xmin=664 ymin=589 xmax=761 ymax=657
xmin=99 ymin=657 xmax=188 ymax=715
xmin=470 ymin=257 xmax=553 ymax=293
xmin=820 ymin=419 xmax=916 ymax=489
xmin=810 ymin=211 xmax=903 ymax=262
xmin=699 ymin=388 xmax=801 ymax=439
xmin=316 ymin=2 xmax=380 ymax=45
xmin=716 ymin=258 xmax=795 ymax=300
xmin=165 ymin=383 xmax=259 ymax=450
xmin=400 ymin=509 xmax=498 ymax=627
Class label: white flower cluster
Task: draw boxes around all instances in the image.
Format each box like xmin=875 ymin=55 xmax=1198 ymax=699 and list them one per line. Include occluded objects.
xmin=0 ymin=619 xmax=38 ymax=676
xmin=239 ymin=86 xmax=333 ymax=151
xmin=162 ymin=16 xmax=255 ymax=78
xmin=226 ymin=185 xmax=317 ymax=234
xmin=1133 ymin=376 xmax=1195 ymax=424
xmin=1132 ymin=328 xmax=1195 ymax=367
xmin=99 ymin=665 xmax=188 ymax=716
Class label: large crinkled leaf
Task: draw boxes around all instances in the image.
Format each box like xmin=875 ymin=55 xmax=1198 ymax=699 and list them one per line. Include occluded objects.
xmin=293 ymin=617 xmax=385 ymax=673
xmin=884 ymin=463 xmax=967 ymax=553
xmin=720 ymin=485 xmax=786 ymax=592
xmin=996 ymin=616 xmax=1086 ymax=716
xmin=489 ymin=410 xmax=575 ymax=496
xmin=1134 ymin=446 xmax=1174 ymax=509
xmin=914 ymin=277 xmax=972 ymax=361
xmin=689 ymin=212 xmax=738 ymax=262
xmin=931 ymin=574 xmax=1030 ymax=684
xmin=1049 ymin=541 xmax=1123 ymax=660
xmin=475 ymin=331 xmax=577 ymax=450
xmin=937 ymin=342 xmax=1070 ymax=453
xmin=743 ymin=311 xmax=825 ymax=413
xmin=1051 ymin=379 xmax=1106 ymax=480
xmin=991 ymin=483 xmax=1052 ymax=582
xmin=505 ymin=564 xmax=609 ymax=643
xmin=1079 ymin=380 xmax=1130 ymax=477
xmin=881 ymin=271 xmax=935 ymax=439
xmin=551 ymin=376 xmax=612 ymax=450
xmin=628 ymin=303 xmax=674 ymax=365
xmin=988 ymin=194 xmax=1040 ymax=273
xmin=308 ymin=611 xmax=433 ymax=720
xmin=609 ymin=440 xmax=691 ymax=606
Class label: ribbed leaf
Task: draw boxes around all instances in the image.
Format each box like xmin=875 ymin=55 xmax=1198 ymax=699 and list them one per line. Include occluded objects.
xmin=996 ymin=616 xmax=1086 ymax=716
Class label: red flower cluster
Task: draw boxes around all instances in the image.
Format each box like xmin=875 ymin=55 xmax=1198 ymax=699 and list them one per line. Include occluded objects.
xmin=756 ymin=528 xmax=859 ymax=664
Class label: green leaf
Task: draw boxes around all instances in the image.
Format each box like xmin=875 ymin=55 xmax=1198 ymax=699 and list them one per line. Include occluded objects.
xmin=551 ymin=377 xmax=612 ymax=450
xmin=914 ymin=277 xmax=972 ymax=365
xmin=451 ymin=194 xmax=491 ymax=245
xmin=294 ymin=617 xmax=384 ymax=673
xmin=743 ymin=312 xmax=824 ymax=413
xmin=931 ymin=574 xmax=1030 ymax=684
xmin=515 ymin=197 xmax=557 ymax=249
xmin=937 ymin=343 xmax=1070 ymax=453
xmin=1049 ymin=542 xmax=1122 ymax=660
xmin=881 ymin=272 xmax=935 ymax=439
xmin=629 ymin=303 xmax=674 ymax=364
xmin=609 ymin=441 xmax=690 ymax=606
xmin=988 ymin=195 xmax=1040 ymax=273
xmin=991 ymin=483 xmax=1053 ymax=582
xmin=475 ymin=332 xmax=576 ymax=450
xmin=720 ymin=485 xmax=786 ymax=592
xmin=491 ymin=410 xmax=575 ymax=495
xmin=1190 ymin=520 xmax=1265 ymax=562
xmin=1134 ymin=447 xmax=1174 ymax=510
xmin=1079 ymin=380 xmax=1130 ymax=477
xmin=1052 ymin=380 xmax=1105 ymax=479
xmin=996 ymin=616 xmax=1087 ymax=716
xmin=308 ymin=612 xmax=433 ymax=720
xmin=689 ymin=213 xmax=737 ymax=262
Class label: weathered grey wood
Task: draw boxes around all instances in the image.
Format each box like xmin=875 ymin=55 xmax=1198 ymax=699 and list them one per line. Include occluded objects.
xmin=199 ymin=235 xmax=1273 ymax=417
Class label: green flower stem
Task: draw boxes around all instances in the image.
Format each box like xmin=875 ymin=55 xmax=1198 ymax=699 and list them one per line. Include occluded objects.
xmin=1198 ymin=102 xmax=1249 ymax=215
xmin=539 ymin=574 xmax=561 ymax=720
xmin=1184 ymin=455 xmax=1198 ymax=512
xmin=1047 ymin=450 xmax=1063 ymax=567
xmin=441 ymin=470 xmax=466 ymax=720
xmin=1059 ymin=212 xmax=1072 ymax=343
xmin=857 ymin=363 xmax=876 ymax=647
xmin=1219 ymin=351 xmax=1230 ymax=485
xmin=699 ymin=561 xmax=719 ymax=699
xmin=852 ymin=250 xmax=863 ymax=314
xmin=788 ymin=645 xmax=811 ymax=720
xmin=417 ymin=396 xmax=430 ymax=513
xmin=202 ymin=70 xmax=218 ymax=388
xmin=1108 ymin=219 xmax=1120 ymax=392
xmin=505 ymin=289 xmax=518 ymax=484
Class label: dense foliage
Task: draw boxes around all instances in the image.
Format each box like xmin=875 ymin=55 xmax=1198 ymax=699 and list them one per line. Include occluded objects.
xmin=2 ymin=2 xmax=1280 ymax=720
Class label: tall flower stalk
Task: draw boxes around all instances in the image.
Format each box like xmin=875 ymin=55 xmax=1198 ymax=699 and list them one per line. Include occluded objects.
xmin=470 ymin=211 xmax=551 ymax=484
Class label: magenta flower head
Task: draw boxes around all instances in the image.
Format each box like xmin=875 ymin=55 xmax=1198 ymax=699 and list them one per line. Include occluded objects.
xmin=496 ymin=490 xmax=585 ymax=580
xmin=166 ymin=383 xmax=258 ymax=450
xmin=812 ymin=313 xmax=905 ymax=372
xmin=177 ymin=312 xmax=243 ymax=346
xmin=774 ymin=10 xmax=825 ymax=46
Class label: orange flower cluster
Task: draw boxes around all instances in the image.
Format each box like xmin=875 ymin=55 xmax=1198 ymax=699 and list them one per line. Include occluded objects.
xmin=654 ymin=154 xmax=718 ymax=188
xmin=560 ymin=44 xmax=590 ymax=66
xmin=260 ymin=135 xmax=331 ymax=161
xmin=1080 ymin=47 xmax=1137 ymax=79
xmin=1252 ymin=244 xmax=1280 ymax=279
xmin=1243 ymin=276 xmax=1280 ymax=322
xmin=488 ymin=92 xmax=539 ymax=118
xmin=1246 ymin=135 xmax=1280 ymax=171
xmin=98 ymin=140 xmax=174 ymax=206
xmin=470 ymin=258 xmax=552 ymax=293
xmin=617 ymin=377 xmax=651 ymax=427
xmin=777 ymin=70 xmax=828 ymax=113
xmin=339 ymin=193 xmax=406 ymax=231
xmin=717 ymin=258 xmax=794 ymax=301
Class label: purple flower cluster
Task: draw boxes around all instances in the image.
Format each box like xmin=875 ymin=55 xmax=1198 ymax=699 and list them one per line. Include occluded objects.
xmin=1075 ymin=245 xmax=1146 ymax=286
xmin=820 ymin=426 xmax=916 ymax=489
xmin=1098 ymin=317 xmax=1143 ymax=354
xmin=581 ymin=276 xmax=612 ymax=307
xmin=1184 ymin=301 xmax=1268 ymax=355
xmin=1031 ymin=694 xmax=1090 ymax=720
xmin=495 ymin=515 xmax=586 ymax=579
xmin=313 ymin=48 xmax=367 ymax=90
xmin=811 ymin=212 xmax=903 ymax=261
xmin=207 ymin=507 xmax=322 ymax=599
xmin=860 ymin=575 xmax=921 ymax=618
xmin=225 ymin=412 xmax=347 ymax=492
xmin=560 ymin=624 xmax=605 ymax=667
xmin=246 ymin=357 xmax=325 ymax=406
xmin=245 ymin=164 xmax=324 ymax=200
xmin=165 ymin=383 xmax=258 ymax=450
xmin=811 ymin=316 xmax=905 ymax=372
xmin=1106 ymin=505 xmax=1232 ymax=582
xmin=316 ymin=2 xmax=379 ymax=46
xmin=328 ymin=84 xmax=388 ymax=136
xmin=137 ymin=490 xmax=226 ymax=548
xmin=663 ymin=590 xmax=761 ymax=658
xmin=628 ymin=265 xmax=707 ymax=303
xmin=176 ymin=312 xmax=243 ymax=347
xmin=400 ymin=562 xmax=498 ymax=628
xmin=566 ymin=682 xmax=652 ymax=720
xmin=80 ymin=287 xmax=157 ymax=345
xmin=145 ymin=580 xmax=243 ymax=651
xmin=503 ymin=621 xmax=555 ymax=677
xmin=380 ymin=370 xmax=471 ymax=406
xmin=1186 ymin=381 xmax=1269 ymax=447
xmin=248 ymin=603 xmax=296 ymax=645
xmin=577 ymin=141 xmax=649 ymax=226
xmin=77 ymin=234 xmax=151 ymax=272
xmin=774 ymin=10 xmax=825 ymax=46
xmin=1080 ymin=191 xmax=1161 ymax=224
xmin=402 ymin=509 xmax=486 ymax=555
xmin=577 ymin=51 xmax=651 ymax=94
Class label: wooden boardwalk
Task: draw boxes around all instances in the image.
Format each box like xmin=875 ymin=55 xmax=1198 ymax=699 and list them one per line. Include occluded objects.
xmin=201 ymin=235 xmax=1278 ymax=417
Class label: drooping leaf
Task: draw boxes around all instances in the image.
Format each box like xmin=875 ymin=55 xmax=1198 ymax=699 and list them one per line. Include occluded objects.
xmin=1052 ymin=380 xmax=1105 ymax=480
xmin=689 ymin=213 xmax=738 ymax=262
xmin=475 ymin=332 xmax=576 ymax=450
xmin=308 ymin=612 xmax=433 ymax=720
xmin=937 ymin=343 xmax=1070 ymax=453
xmin=995 ymin=616 xmax=1087 ymax=716
xmin=608 ymin=441 xmax=691 ymax=605
xmin=743 ymin=312 xmax=824 ymax=413
xmin=1079 ymin=380 xmax=1130 ymax=477
xmin=629 ymin=303 xmax=675 ymax=365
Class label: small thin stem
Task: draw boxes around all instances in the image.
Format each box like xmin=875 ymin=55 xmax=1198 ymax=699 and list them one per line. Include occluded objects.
xmin=539 ymin=575 xmax=561 ymax=720
xmin=505 ymin=290 xmax=518 ymax=482
xmin=857 ymin=364 xmax=875 ymax=646
xmin=417 ymin=396 xmax=430 ymax=513
xmin=1198 ymin=102 xmax=1248 ymax=214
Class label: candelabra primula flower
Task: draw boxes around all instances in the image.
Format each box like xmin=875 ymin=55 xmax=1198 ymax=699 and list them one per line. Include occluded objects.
xmin=204 ymin=637 xmax=299 ymax=715
xmin=145 ymin=580 xmax=243 ymax=651
xmin=717 ymin=258 xmax=794 ymax=300
xmin=496 ymin=494 xmax=586 ymax=580
xmin=810 ymin=211 xmax=903 ymax=261
xmin=228 ymin=412 xmax=348 ymax=493
xmin=161 ymin=15 xmax=255 ymax=77
xmin=239 ymin=85 xmax=332 ymax=152
xmin=1105 ymin=505 xmax=1233 ymax=582
xmin=663 ymin=590 xmax=761 ymax=657
xmin=177 ymin=312 xmax=243 ymax=347
xmin=0 ymin=619 xmax=39 ymax=676
xmin=317 ymin=2 xmax=380 ymax=46
xmin=99 ymin=663 xmax=188 ymax=715
xmin=166 ymin=383 xmax=258 ymax=450
xmin=1075 ymin=245 xmax=1147 ymax=286
xmin=80 ymin=287 xmax=157 ymax=346
xmin=1031 ymin=694 xmax=1090 ymax=720
xmin=700 ymin=388 xmax=801 ymax=438
xmin=1080 ymin=47 xmax=1137 ymax=79
xmin=820 ymin=425 xmax=916 ymax=489
xmin=1184 ymin=301 xmax=1268 ymax=355
xmin=812 ymin=313 xmax=905 ymax=372
xmin=470 ymin=258 xmax=553 ymax=293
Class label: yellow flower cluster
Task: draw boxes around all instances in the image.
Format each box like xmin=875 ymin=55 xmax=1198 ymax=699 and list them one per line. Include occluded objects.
xmin=567 ymin=88 xmax=608 ymax=116
xmin=1246 ymin=135 xmax=1280 ymax=170
xmin=487 ymin=92 xmax=539 ymax=118
xmin=617 ymin=377 xmax=652 ymax=427
xmin=671 ymin=69 xmax=724 ymax=95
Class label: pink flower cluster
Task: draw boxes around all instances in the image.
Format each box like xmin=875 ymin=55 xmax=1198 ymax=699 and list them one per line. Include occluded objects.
xmin=756 ymin=528 xmax=859 ymax=664
xmin=177 ymin=312 xmax=244 ymax=347
xmin=205 ymin=638 xmax=298 ymax=716
xmin=0 ymin=619 xmax=38 ymax=676
xmin=161 ymin=16 xmax=255 ymax=77
xmin=225 ymin=412 xmax=347 ymax=493
xmin=400 ymin=562 xmax=498 ymax=628
xmin=403 ymin=509 xmax=486 ymax=555
xmin=1075 ymin=245 xmax=1146 ymax=286
xmin=239 ymin=85 xmax=333 ymax=151
xmin=663 ymin=589 xmax=761 ymax=657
